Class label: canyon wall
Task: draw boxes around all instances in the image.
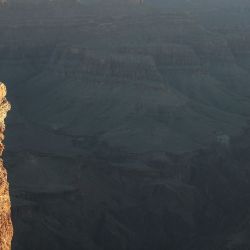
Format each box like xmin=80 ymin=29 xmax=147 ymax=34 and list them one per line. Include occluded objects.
xmin=0 ymin=83 xmax=12 ymax=250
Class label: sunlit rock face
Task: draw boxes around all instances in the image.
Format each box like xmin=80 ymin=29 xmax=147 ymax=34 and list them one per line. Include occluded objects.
xmin=0 ymin=83 xmax=12 ymax=250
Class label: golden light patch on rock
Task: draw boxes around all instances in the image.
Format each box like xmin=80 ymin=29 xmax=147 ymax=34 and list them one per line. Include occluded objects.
xmin=0 ymin=82 xmax=12 ymax=250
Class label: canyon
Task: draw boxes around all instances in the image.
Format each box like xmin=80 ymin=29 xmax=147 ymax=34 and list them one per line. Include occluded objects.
xmin=0 ymin=0 xmax=250 ymax=249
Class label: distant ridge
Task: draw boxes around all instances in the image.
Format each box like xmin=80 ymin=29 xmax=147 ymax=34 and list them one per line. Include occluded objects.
xmin=0 ymin=0 xmax=7 ymax=5
xmin=128 ymin=0 xmax=144 ymax=4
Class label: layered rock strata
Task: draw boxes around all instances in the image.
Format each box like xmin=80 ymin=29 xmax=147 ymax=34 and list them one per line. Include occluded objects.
xmin=0 ymin=83 xmax=12 ymax=250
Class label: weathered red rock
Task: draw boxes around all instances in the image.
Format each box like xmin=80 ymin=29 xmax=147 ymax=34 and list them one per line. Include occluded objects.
xmin=0 ymin=83 xmax=12 ymax=250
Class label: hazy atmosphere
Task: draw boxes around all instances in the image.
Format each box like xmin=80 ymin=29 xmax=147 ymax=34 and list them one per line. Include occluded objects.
xmin=0 ymin=0 xmax=250 ymax=249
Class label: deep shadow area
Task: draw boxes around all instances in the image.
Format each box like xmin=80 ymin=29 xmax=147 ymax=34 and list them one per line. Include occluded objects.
xmin=0 ymin=0 xmax=250 ymax=249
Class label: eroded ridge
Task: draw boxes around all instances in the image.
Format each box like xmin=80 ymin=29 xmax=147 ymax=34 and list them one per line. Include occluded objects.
xmin=0 ymin=83 xmax=12 ymax=250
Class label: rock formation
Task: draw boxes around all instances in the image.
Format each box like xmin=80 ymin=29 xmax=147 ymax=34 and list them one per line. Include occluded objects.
xmin=0 ymin=83 xmax=12 ymax=250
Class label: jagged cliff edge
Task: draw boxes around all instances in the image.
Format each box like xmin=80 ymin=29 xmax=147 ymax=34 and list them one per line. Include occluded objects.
xmin=0 ymin=83 xmax=12 ymax=250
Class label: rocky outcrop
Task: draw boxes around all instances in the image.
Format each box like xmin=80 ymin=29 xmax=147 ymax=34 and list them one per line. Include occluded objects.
xmin=0 ymin=83 xmax=12 ymax=250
